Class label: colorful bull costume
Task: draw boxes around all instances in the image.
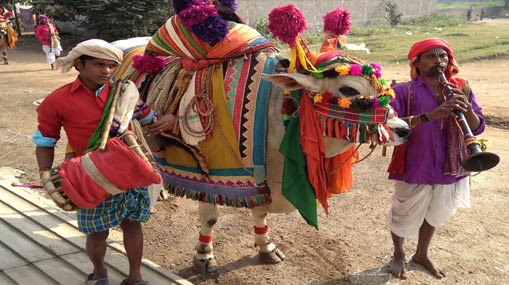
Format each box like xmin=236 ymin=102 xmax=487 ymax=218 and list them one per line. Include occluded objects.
xmin=111 ymin=1 xmax=410 ymax=271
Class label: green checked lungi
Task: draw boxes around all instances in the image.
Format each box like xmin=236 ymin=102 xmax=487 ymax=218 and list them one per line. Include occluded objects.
xmin=77 ymin=187 xmax=151 ymax=234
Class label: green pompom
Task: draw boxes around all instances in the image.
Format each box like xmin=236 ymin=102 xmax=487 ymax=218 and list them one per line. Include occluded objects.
xmin=312 ymin=72 xmax=324 ymax=79
xmin=378 ymin=96 xmax=390 ymax=107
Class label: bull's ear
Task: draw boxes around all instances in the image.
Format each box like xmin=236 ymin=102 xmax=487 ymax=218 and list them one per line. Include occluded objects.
xmin=262 ymin=73 xmax=323 ymax=92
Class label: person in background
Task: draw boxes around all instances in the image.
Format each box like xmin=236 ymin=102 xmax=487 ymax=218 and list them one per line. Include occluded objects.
xmin=480 ymin=8 xmax=485 ymax=21
xmin=466 ymin=6 xmax=473 ymax=21
xmin=34 ymin=15 xmax=62 ymax=70
xmin=386 ymin=38 xmax=485 ymax=280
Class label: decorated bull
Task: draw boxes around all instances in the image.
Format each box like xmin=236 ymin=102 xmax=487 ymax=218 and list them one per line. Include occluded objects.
xmin=115 ymin=2 xmax=410 ymax=272
xmin=0 ymin=15 xmax=17 ymax=64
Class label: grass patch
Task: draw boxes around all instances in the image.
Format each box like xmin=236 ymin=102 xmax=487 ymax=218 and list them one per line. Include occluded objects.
xmin=437 ymin=1 xmax=504 ymax=9
xmin=302 ymin=17 xmax=509 ymax=65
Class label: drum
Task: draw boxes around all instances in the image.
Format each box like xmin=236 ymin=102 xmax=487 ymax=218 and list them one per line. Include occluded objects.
xmin=41 ymin=131 xmax=162 ymax=211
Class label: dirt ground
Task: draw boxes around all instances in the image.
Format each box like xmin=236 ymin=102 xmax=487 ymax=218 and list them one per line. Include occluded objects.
xmin=1 ymin=25 xmax=508 ymax=285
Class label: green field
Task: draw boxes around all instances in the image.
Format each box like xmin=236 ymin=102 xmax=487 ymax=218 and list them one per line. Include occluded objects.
xmin=285 ymin=17 xmax=509 ymax=66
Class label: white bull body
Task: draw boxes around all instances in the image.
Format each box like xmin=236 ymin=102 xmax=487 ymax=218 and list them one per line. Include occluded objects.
xmin=113 ymin=36 xmax=410 ymax=272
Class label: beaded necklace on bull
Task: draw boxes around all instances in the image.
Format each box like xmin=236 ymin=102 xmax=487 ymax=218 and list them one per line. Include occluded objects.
xmin=268 ymin=5 xmax=396 ymax=166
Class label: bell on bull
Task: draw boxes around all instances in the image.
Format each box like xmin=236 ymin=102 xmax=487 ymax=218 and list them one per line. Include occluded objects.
xmin=113 ymin=1 xmax=409 ymax=273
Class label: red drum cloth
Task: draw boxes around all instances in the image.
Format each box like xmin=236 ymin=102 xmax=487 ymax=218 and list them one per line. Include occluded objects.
xmin=59 ymin=137 xmax=162 ymax=209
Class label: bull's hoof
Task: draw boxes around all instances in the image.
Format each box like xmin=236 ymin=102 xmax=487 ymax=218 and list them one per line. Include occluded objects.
xmin=193 ymin=255 xmax=218 ymax=273
xmin=259 ymin=247 xmax=286 ymax=264
xmin=3 ymin=62 xmax=8 ymax=65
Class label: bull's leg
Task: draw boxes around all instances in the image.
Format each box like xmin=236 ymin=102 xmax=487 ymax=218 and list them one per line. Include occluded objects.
xmin=251 ymin=206 xmax=286 ymax=264
xmin=2 ymin=50 xmax=7 ymax=65
xmin=194 ymin=202 xmax=219 ymax=273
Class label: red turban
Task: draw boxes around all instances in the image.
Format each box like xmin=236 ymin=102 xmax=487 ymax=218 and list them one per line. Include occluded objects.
xmin=407 ymin=38 xmax=459 ymax=80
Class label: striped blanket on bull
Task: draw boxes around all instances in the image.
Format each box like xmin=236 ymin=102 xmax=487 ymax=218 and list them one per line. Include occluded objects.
xmin=122 ymin=16 xmax=279 ymax=207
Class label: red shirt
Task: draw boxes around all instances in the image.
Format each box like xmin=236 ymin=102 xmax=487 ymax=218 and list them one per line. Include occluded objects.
xmin=36 ymin=77 xmax=150 ymax=156
xmin=34 ymin=23 xmax=58 ymax=46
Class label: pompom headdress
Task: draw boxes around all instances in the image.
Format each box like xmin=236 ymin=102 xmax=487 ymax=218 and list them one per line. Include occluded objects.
xmin=173 ymin=0 xmax=239 ymax=46
xmin=268 ymin=6 xmax=394 ymax=104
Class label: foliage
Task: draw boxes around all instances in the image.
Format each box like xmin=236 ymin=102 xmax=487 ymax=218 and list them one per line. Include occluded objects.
xmin=81 ymin=0 xmax=172 ymax=41
xmin=31 ymin=0 xmax=79 ymax=22
xmin=385 ymin=1 xmax=402 ymax=27
xmin=27 ymin=0 xmax=173 ymax=41
xmin=253 ymin=17 xmax=270 ymax=39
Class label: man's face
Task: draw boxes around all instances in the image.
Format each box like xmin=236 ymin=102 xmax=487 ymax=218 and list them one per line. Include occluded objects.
xmin=75 ymin=58 xmax=119 ymax=89
xmin=415 ymin=47 xmax=449 ymax=77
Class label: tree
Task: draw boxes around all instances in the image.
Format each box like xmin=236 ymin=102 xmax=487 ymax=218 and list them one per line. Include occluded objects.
xmin=28 ymin=0 xmax=172 ymax=41
xmin=385 ymin=1 xmax=402 ymax=27
xmin=82 ymin=0 xmax=172 ymax=41
xmin=31 ymin=0 xmax=80 ymax=22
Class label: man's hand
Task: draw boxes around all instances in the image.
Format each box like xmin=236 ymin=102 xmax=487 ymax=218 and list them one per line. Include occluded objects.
xmin=428 ymin=86 xmax=471 ymax=120
xmin=145 ymin=113 xmax=176 ymax=136
xmin=40 ymin=168 xmax=77 ymax=211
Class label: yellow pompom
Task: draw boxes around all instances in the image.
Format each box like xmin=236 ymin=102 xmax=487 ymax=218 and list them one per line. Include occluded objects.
xmin=335 ymin=65 xmax=350 ymax=76
xmin=339 ymin=98 xmax=352 ymax=108
xmin=314 ymin=94 xmax=323 ymax=103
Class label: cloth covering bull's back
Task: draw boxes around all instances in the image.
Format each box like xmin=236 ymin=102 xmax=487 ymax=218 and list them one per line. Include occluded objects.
xmin=117 ymin=17 xmax=280 ymax=208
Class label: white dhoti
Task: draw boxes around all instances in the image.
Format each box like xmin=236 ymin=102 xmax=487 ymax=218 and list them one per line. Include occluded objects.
xmin=388 ymin=178 xmax=470 ymax=238
xmin=42 ymin=44 xmax=62 ymax=64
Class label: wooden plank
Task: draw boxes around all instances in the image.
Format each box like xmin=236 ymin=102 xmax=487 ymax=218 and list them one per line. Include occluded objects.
xmin=34 ymin=258 xmax=90 ymax=285
xmin=109 ymin=242 xmax=194 ymax=285
xmin=0 ymin=220 xmax=54 ymax=262
xmin=60 ymin=252 xmax=126 ymax=285
xmin=3 ymin=265 xmax=55 ymax=285
xmin=0 ymin=201 xmax=80 ymax=256
xmin=0 ymin=243 xmax=26 ymax=270
xmin=0 ymin=180 xmax=192 ymax=285
xmin=0 ymin=183 xmax=88 ymax=249
xmin=0 ymin=272 xmax=15 ymax=285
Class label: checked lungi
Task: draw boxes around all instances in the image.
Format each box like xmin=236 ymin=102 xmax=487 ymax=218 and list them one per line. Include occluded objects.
xmin=77 ymin=187 xmax=150 ymax=234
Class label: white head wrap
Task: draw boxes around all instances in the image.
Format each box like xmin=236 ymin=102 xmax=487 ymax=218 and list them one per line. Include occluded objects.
xmin=56 ymin=39 xmax=124 ymax=73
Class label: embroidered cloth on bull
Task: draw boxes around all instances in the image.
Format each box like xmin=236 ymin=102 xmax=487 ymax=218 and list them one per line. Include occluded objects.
xmin=314 ymin=103 xmax=390 ymax=144
xmin=138 ymin=16 xmax=277 ymax=207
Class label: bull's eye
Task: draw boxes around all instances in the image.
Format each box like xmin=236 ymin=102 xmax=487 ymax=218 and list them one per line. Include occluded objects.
xmin=339 ymin=87 xmax=360 ymax=97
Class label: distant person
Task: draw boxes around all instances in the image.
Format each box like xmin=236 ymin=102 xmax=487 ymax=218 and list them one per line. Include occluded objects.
xmin=480 ymin=8 xmax=485 ymax=21
xmin=0 ymin=7 xmax=13 ymax=22
xmin=466 ymin=6 xmax=473 ymax=21
xmin=34 ymin=15 xmax=62 ymax=70
xmin=387 ymin=38 xmax=486 ymax=280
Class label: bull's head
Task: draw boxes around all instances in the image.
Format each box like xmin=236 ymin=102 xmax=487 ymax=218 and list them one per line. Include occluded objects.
xmin=263 ymin=55 xmax=410 ymax=157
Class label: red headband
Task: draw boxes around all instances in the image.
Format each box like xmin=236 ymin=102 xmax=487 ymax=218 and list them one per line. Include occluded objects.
xmin=408 ymin=38 xmax=458 ymax=80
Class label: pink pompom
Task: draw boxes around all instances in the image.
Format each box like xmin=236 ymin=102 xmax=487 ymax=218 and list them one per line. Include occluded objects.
xmin=349 ymin=64 xmax=362 ymax=76
xmin=132 ymin=54 xmax=166 ymax=75
xmin=323 ymin=8 xmax=351 ymax=36
xmin=5 ymin=11 xmax=13 ymax=18
xmin=268 ymin=4 xmax=307 ymax=47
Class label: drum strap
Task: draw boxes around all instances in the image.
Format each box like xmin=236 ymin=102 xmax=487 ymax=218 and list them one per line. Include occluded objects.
xmin=81 ymin=153 xmax=123 ymax=195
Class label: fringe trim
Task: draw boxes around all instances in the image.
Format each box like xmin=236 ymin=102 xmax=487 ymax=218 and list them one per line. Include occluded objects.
xmin=318 ymin=115 xmax=389 ymax=144
xmin=167 ymin=185 xmax=272 ymax=208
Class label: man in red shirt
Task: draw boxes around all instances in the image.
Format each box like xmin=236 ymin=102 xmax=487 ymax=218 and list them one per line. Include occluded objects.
xmin=34 ymin=39 xmax=174 ymax=285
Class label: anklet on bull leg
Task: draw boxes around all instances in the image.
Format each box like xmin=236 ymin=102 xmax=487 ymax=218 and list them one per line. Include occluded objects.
xmin=254 ymin=225 xmax=286 ymax=264
xmin=193 ymin=234 xmax=218 ymax=273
